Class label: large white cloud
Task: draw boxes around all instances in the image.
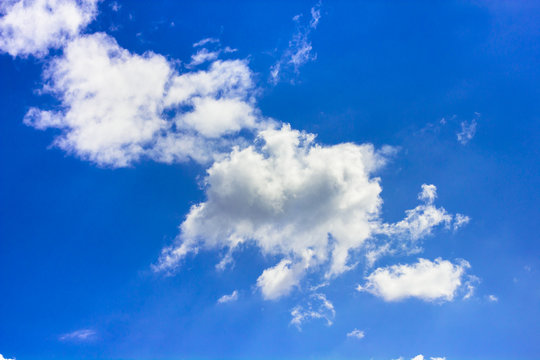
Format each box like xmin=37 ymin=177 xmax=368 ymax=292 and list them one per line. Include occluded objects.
xmin=358 ymin=258 xmax=471 ymax=302
xmin=24 ymin=33 xmax=265 ymax=167
xmin=155 ymin=124 xmax=467 ymax=300
xmin=0 ymin=0 xmax=98 ymax=57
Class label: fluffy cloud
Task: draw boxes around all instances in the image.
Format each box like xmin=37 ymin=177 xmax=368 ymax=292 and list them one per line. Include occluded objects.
xmin=0 ymin=0 xmax=98 ymax=57
xmin=155 ymin=124 xmax=467 ymax=300
xmin=0 ymin=354 xmax=15 ymax=360
xmin=270 ymin=2 xmax=321 ymax=83
xmin=59 ymin=328 xmax=96 ymax=341
xmin=358 ymin=258 xmax=471 ymax=302
xmin=290 ymin=293 xmax=335 ymax=330
xmin=155 ymin=124 xmax=387 ymax=288
xmin=24 ymin=33 xmax=264 ymax=167
xmin=217 ymin=290 xmax=238 ymax=304
xmin=347 ymin=329 xmax=365 ymax=339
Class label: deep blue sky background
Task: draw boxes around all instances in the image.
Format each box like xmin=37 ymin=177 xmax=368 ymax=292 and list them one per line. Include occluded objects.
xmin=1 ymin=1 xmax=539 ymax=359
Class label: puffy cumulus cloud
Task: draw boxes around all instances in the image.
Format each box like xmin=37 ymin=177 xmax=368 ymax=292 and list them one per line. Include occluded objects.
xmin=290 ymin=293 xmax=335 ymax=330
xmin=24 ymin=32 xmax=266 ymax=167
xmin=358 ymin=258 xmax=471 ymax=302
xmin=155 ymin=124 xmax=387 ymax=289
xmin=217 ymin=290 xmax=238 ymax=304
xmin=270 ymin=2 xmax=321 ymax=83
xmin=0 ymin=354 xmax=15 ymax=360
xmin=0 ymin=0 xmax=98 ymax=57
xmin=154 ymin=124 xmax=467 ymax=300
xmin=347 ymin=328 xmax=365 ymax=339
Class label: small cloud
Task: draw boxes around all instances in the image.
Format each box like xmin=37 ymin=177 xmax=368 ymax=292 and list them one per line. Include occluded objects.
xmin=487 ymin=294 xmax=498 ymax=302
xmin=270 ymin=2 xmax=322 ymax=84
xmin=347 ymin=328 xmax=365 ymax=339
xmin=110 ymin=1 xmax=121 ymax=12
xmin=193 ymin=37 xmax=219 ymax=47
xmin=359 ymin=258 xmax=472 ymax=302
xmin=0 ymin=354 xmax=15 ymax=360
xmin=290 ymin=293 xmax=335 ymax=330
xmin=188 ymin=48 xmax=220 ymax=67
xmin=59 ymin=329 xmax=96 ymax=342
xmin=217 ymin=290 xmax=238 ymax=304
xmin=453 ymin=213 xmax=470 ymax=230
xmin=457 ymin=114 xmax=479 ymax=145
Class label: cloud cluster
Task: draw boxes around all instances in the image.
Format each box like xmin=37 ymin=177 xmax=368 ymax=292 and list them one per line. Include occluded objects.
xmin=358 ymin=258 xmax=471 ymax=302
xmin=24 ymin=32 xmax=265 ymax=167
xmin=0 ymin=0 xmax=98 ymax=57
xmin=2 ymin=0 xmax=474 ymax=315
xmin=155 ymin=125 xmax=467 ymax=300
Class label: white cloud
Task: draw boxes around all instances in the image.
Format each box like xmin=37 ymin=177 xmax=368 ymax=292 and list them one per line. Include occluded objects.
xmin=347 ymin=328 xmax=365 ymax=339
xmin=193 ymin=37 xmax=219 ymax=48
xmin=411 ymin=356 xmax=424 ymax=360
xmin=290 ymin=293 xmax=335 ymax=330
xmin=0 ymin=0 xmax=98 ymax=57
xmin=0 ymin=354 xmax=15 ymax=360
xmin=487 ymin=294 xmax=498 ymax=302
xmin=457 ymin=118 xmax=477 ymax=145
xmin=358 ymin=258 xmax=471 ymax=302
xmin=430 ymin=357 xmax=446 ymax=360
xmin=377 ymin=185 xmax=468 ymax=250
xmin=24 ymin=33 xmax=265 ymax=167
xmin=189 ymin=48 xmax=220 ymax=67
xmin=59 ymin=328 xmax=96 ymax=341
xmin=154 ymin=124 xmax=388 ymax=292
xmin=217 ymin=290 xmax=238 ymax=304
xmin=154 ymin=123 xmax=466 ymax=300
xmin=461 ymin=274 xmax=480 ymax=300
xmin=270 ymin=2 xmax=321 ymax=83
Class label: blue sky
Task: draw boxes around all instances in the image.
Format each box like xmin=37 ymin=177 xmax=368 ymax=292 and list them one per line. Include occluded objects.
xmin=0 ymin=1 xmax=539 ymax=360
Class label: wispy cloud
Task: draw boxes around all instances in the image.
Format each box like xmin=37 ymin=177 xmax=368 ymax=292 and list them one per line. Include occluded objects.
xmin=270 ymin=2 xmax=322 ymax=83
xmin=59 ymin=329 xmax=96 ymax=342
xmin=347 ymin=329 xmax=365 ymax=339
xmin=457 ymin=113 xmax=480 ymax=145
xmin=290 ymin=293 xmax=335 ymax=330
xmin=217 ymin=290 xmax=238 ymax=304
